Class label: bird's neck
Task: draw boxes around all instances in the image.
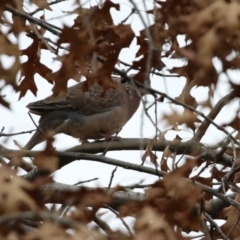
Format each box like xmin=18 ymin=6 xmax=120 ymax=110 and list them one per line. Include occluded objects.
xmin=123 ymin=82 xmax=141 ymax=118
xmin=123 ymin=82 xmax=135 ymax=99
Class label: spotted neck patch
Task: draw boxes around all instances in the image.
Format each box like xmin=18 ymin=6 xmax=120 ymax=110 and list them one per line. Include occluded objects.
xmin=123 ymin=82 xmax=133 ymax=99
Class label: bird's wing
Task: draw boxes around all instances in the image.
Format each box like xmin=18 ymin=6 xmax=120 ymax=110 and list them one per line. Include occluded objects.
xmin=27 ymin=81 xmax=123 ymax=116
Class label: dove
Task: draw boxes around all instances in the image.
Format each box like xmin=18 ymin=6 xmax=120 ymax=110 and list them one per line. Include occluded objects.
xmin=24 ymin=76 xmax=148 ymax=150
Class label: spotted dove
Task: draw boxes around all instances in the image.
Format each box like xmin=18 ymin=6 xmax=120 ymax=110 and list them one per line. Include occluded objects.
xmin=24 ymin=76 xmax=146 ymax=150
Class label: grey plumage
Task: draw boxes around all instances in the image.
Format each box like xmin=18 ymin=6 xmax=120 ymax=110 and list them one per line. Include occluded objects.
xmin=24 ymin=76 xmax=144 ymax=150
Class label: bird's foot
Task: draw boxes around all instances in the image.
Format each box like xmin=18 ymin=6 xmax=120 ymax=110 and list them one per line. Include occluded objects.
xmin=81 ymin=139 xmax=90 ymax=144
xmin=99 ymin=132 xmax=121 ymax=142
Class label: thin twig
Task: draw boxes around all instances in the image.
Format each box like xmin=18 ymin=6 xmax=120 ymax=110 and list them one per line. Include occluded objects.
xmin=205 ymin=213 xmax=229 ymax=240
xmin=0 ymin=129 xmax=35 ymax=137
xmin=5 ymin=5 xmax=61 ymax=36
xmin=101 ymin=131 xmax=121 ymax=156
xmin=0 ymin=127 xmax=4 ymax=135
xmin=112 ymin=69 xmax=239 ymax=145
xmin=124 ymin=182 xmax=152 ymax=189
xmin=33 ymin=28 xmax=56 ymax=54
xmin=193 ymin=90 xmax=237 ymax=142
xmin=114 ymin=59 xmax=177 ymax=78
xmin=13 ymin=140 xmax=23 ymax=151
xmin=155 ymin=90 xmax=238 ymax=146
xmin=105 ymin=205 xmax=134 ymax=238
xmin=108 ymin=167 xmax=118 ymax=189
xmin=172 ymin=151 xmax=177 ymax=170
xmin=93 ymin=215 xmax=114 ymax=235
xmin=74 ymin=177 xmax=99 ymax=185
xmin=28 ymin=112 xmax=45 ymax=138
xmin=0 ymin=144 xmax=34 ymax=172
xmin=0 ymin=211 xmax=82 ymax=228
xmin=201 ymin=217 xmax=212 ymax=240
xmin=29 ymin=0 xmax=68 ymax=15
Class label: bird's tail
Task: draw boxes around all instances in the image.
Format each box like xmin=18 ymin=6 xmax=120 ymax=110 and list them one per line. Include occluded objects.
xmin=24 ymin=130 xmax=44 ymax=150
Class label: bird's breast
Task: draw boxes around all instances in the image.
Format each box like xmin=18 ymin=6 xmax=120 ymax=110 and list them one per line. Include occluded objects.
xmin=62 ymin=107 xmax=128 ymax=140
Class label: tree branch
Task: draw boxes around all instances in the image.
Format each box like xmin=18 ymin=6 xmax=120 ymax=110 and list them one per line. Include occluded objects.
xmin=34 ymin=181 xmax=237 ymax=220
xmin=193 ymin=90 xmax=236 ymax=142
xmin=66 ymin=138 xmax=233 ymax=167
xmin=0 ymin=138 xmax=234 ymax=179
xmin=38 ymin=182 xmax=145 ymax=208
xmin=5 ymin=4 xmax=61 ymax=36
xmin=0 ymin=211 xmax=83 ymax=228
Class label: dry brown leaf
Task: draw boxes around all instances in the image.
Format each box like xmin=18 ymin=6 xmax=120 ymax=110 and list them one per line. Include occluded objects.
xmin=0 ymin=166 xmax=37 ymax=214
xmin=141 ymin=141 xmax=158 ymax=166
xmin=135 ymin=35 xmax=148 ymax=58
xmin=218 ymin=194 xmax=240 ymax=239
xmin=50 ymin=22 xmax=134 ymax=95
xmin=211 ymin=166 xmax=227 ymax=182
xmin=163 ymin=109 xmax=199 ymax=131
xmin=105 ymin=24 xmax=134 ymax=49
xmin=0 ymin=0 xmax=23 ymax=18
xmin=74 ymin=225 xmax=107 ymax=240
xmin=175 ymin=79 xmax=198 ymax=108
xmin=67 ymin=187 xmax=111 ymax=210
xmin=24 ymin=221 xmax=68 ymax=240
xmin=19 ymin=32 xmax=53 ymax=98
xmin=157 ymin=127 xmax=180 ymax=141
xmin=120 ymin=159 xmax=203 ymax=232
xmin=2 ymin=231 xmax=20 ymax=240
xmin=233 ymin=172 xmax=240 ymax=185
xmin=30 ymin=0 xmax=52 ymax=10
xmin=134 ymin=207 xmax=189 ymax=240
xmin=232 ymin=158 xmax=240 ymax=184
xmin=160 ymin=0 xmax=240 ymax=88
xmin=225 ymin=147 xmax=240 ymax=158
xmin=67 ymin=187 xmax=111 ymax=223
xmin=0 ymin=33 xmax=20 ymax=105
xmin=33 ymin=134 xmax=58 ymax=173
xmin=160 ymin=145 xmax=172 ymax=171
xmin=0 ymin=94 xmax=10 ymax=109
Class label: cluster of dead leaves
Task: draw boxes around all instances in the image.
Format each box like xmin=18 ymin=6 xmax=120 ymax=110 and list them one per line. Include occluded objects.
xmin=149 ymin=0 xmax=240 ymax=130
xmin=0 ymin=0 xmax=166 ymax=108
xmin=120 ymin=159 xmax=204 ymax=239
xmin=0 ymin=152 xmax=239 ymax=239
xmin=156 ymin=0 xmax=240 ymax=85
xmin=0 ymin=162 xmax=117 ymax=239
xmin=0 ymin=152 xmax=207 ymax=240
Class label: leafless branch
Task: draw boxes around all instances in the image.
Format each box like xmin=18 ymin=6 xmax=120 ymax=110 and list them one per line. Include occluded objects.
xmin=5 ymin=4 xmax=61 ymax=36
xmin=0 ymin=129 xmax=35 ymax=137
xmin=108 ymin=167 xmax=118 ymax=189
xmin=193 ymin=90 xmax=236 ymax=142
xmin=105 ymin=204 xmax=134 ymax=237
xmin=205 ymin=213 xmax=229 ymax=240
xmin=0 ymin=211 xmax=83 ymax=229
